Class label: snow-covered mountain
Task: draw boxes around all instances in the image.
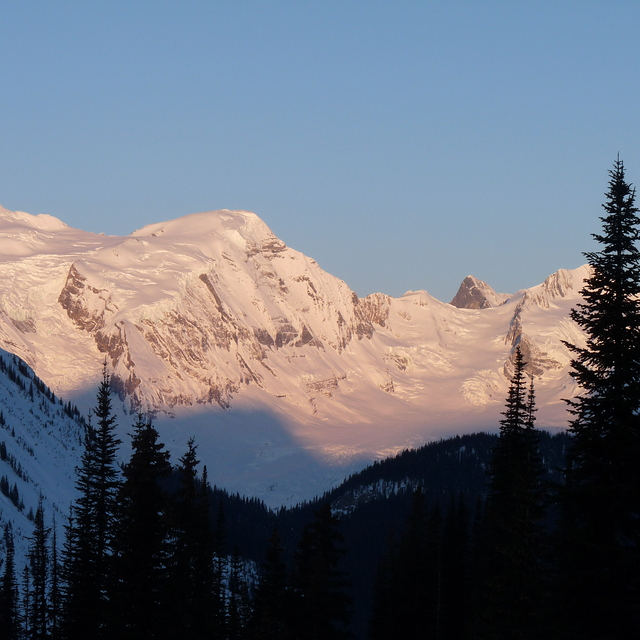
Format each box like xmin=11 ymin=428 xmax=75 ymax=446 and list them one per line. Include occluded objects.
xmin=0 ymin=347 xmax=85 ymax=561
xmin=0 ymin=204 xmax=587 ymax=506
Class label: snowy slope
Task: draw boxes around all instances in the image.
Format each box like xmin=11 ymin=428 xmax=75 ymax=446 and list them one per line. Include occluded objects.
xmin=0 ymin=348 xmax=84 ymax=563
xmin=0 ymin=204 xmax=588 ymax=506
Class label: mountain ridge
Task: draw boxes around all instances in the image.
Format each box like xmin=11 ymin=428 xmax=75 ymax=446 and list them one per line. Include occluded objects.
xmin=0 ymin=204 xmax=587 ymax=505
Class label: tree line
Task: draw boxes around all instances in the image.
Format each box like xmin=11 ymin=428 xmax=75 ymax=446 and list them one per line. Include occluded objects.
xmin=366 ymin=158 xmax=640 ymax=639
xmin=0 ymin=365 xmax=353 ymax=640
xmin=1 ymin=158 xmax=640 ymax=638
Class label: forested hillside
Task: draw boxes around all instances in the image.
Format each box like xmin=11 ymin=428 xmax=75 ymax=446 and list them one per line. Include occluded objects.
xmin=1 ymin=160 xmax=639 ymax=639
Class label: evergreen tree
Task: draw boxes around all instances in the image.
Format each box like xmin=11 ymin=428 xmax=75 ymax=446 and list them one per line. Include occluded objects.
xmin=28 ymin=497 xmax=50 ymax=640
xmin=49 ymin=517 xmax=60 ymax=640
xmin=440 ymin=494 xmax=471 ymax=640
xmin=423 ymin=503 xmax=443 ymax=638
xmin=559 ymin=158 xmax=640 ymax=637
xmin=214 ymin=497 xmax=227 ymax=558
xmin=369 ymin=488 xmax=470 ymax=640
xmin=20 ymin=566 xmax=30 ymax=638
xmin=368 ymin=532 xmax=398 ymax=640
xmin=61 ymin=362 xmax=121 ymax=640
xmin=391 ymin=487 xmax=428 ymax=639
xmin=203 ymin=468 xmax=227 ymax=637
xmin=167 ymin=438 xmax=217 ymax=640
xmin=249 ymin=528 xmax=292 ymax=640
xmin=0 ymin=524 xmax=20 ymax=640
xmin=111 ymin=415 xmax=172 ymax=640
xmin=478 ymin=347 xmax=546 ymax=639
xmin=291 ymin=503 xmax=352 ymax=640
xmin=226 ymin=547 xmax=251 ymax=640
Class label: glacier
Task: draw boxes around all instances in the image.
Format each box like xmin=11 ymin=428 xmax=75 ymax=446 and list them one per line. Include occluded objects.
xmin=0 ymin=204 xmax=587 ymax=507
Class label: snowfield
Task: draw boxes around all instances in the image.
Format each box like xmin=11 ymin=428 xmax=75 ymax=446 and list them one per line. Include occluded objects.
xmin=0 ymin=204 xmax=587 ymax=507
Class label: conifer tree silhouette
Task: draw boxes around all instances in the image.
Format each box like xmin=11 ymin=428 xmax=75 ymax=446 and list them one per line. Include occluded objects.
xmin=560 ymin=158 xmax=640 ymax=637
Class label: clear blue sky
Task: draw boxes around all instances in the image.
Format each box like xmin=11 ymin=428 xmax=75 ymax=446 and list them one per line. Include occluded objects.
xmin=2 ymin=1 xmax=639 ymax=302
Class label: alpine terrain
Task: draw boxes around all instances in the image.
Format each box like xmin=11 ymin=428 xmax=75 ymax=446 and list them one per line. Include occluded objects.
xmin=0 ymin=204 xmax=587 ymax=506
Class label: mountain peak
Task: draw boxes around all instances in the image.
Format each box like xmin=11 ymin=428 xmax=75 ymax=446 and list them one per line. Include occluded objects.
xmin=131 ymin=209 xmax=272 ymax=243
xmin=0 ymin=204 xmax=587 ymax=505
xmin=449 ymin=275 xmax=510 ymax=309
xmin=0 ymin=205 xmax=69 ymax=232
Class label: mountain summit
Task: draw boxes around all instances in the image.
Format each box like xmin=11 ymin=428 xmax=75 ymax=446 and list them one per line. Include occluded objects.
xmin=450 ymin=275 xmax=510 ymax=309
xmin=0 ymin=205 xmax=587 ymax=504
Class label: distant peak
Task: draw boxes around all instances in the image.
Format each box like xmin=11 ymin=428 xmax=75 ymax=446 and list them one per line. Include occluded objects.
xmin=450 ymin=275 xmax=510 ymax=309
xmin=130 ymin=209 xmax=271 ymax=242
xmin=0 ymin=205 xmax=68 ymax=231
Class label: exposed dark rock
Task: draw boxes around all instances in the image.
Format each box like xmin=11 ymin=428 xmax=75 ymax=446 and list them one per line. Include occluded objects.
xmin=201 ymin=383 xmax=231 ymax=410
xmin=384 ymin=353 xmax=409 ymax=371
xmin=450 ymin=275 xmax=507 ymax=309
xmin=246 ymin=236 xmax=287 ymax=259
xmin=505 ymin=297 xmax=526 ymax=345
xmin=348 ymin=293 xmax=390 ymax=344
xmin=58 ymin=263 xmax=113 ymax=332
xmin=198 ymin=273 xmax=228 ymax=317
xmin=11 ymin=318 xmax=35 ymax=333
xmin=274 ymin=320 xmax=299 ymax=348
xmin=305 ymin=374 xmax=345 ymax=398
xmin=110 ymin=371 xmax=142 ymax=406
xmin=236 ymin=353 xmax=263 ymax=386
xmin=253 ymin=328 xmax=275 ymax=347
xmin=504 ymin=334 xmax=562 ymax=378
xmin=295 ymin=324 xmax=322 ymax=348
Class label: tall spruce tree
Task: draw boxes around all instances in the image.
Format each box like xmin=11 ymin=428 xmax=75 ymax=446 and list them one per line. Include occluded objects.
xmin=111 ymin=415 xmax=172 ymax=640
xmin=291 ymin=503 xmax=352 ymax=640
xmin=368 ymin=531 xmax=399 ymax=640
xmin=368 ymin=488 xmax=473 ymax=640
xmin=0 ymin=524 xmax=20 ymax=640
xmin=560 ymin=158 xmax=640 ymax=637
xmin=369 ymin=488 xmax=428 ymax=640
xmin=61 ymin=362 xmax=121 ymax=640
xmin=423 ymin=503 xmax=443 ymax=639
xmin=27 ymin=497 xmax=50 ymax=640
xmin=441 ymin=494 xmax=471 ymax=640
xmin=479 ymin=347 xmax=545 ymax=639
xmin=49 ymin=517 xmax=60 ymax=640
xmin=167 ymin=438 xmax=217 ymax=640
xmin=249 ymin=528 xmax=292 ymax=640
xmin=226 ymin=547 xmax=251 ymax=640
xmin=21 ymin=566 xmax=30 ymax=638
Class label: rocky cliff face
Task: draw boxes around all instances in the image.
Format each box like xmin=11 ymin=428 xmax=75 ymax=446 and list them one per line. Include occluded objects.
xmin=450 ymin=275 xmax=510 ymax=309
xmin=48 ymin=211 xmax=395 ymax=412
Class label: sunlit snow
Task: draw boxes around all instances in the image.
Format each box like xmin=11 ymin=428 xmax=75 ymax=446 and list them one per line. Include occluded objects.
xmin=0 ymin=204 xmax=587 ymax=507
